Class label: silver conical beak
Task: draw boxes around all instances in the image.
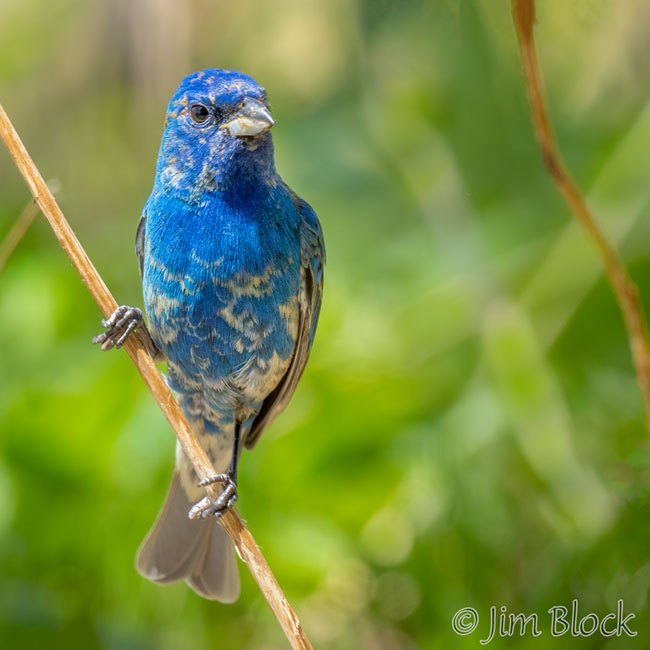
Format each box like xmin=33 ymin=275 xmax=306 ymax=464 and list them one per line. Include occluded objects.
xmin=222 ymin=97 xmax=274 ymax=137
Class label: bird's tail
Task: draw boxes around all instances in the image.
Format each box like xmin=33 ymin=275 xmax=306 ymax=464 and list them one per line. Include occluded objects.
xmin=136 ymin=471 xmax=240 ymax=602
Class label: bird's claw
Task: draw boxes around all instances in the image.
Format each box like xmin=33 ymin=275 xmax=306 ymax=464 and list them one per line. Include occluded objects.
xmin=93 ymin=305 xmax=144 ymax=351
xmin=189 ymin=474 xmax=238 ymax=519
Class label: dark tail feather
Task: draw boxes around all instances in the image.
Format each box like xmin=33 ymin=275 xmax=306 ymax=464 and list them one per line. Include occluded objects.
xmin=136 ymin=472 xmax=240 ymax=602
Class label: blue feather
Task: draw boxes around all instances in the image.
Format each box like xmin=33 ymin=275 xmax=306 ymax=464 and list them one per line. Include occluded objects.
xmin=125 ymin=68 xmax=324 ymax=601
xmin=139 ymin=68 xmax=323 ymax=431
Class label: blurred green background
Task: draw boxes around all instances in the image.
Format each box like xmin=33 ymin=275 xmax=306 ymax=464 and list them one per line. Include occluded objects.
xmin=2 ymin=1 xmax=650 ymax=648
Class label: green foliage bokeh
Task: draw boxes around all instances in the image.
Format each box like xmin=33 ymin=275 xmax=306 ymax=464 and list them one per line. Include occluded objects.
xmin=1 ymin=1 xmax=650 ymax=648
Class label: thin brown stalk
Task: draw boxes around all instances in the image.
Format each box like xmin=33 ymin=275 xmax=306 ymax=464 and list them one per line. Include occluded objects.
xmin=512 ymin=0 xmax=650 ymax=432
xmin=0 ymin=198 xmax=39 ymax=273
xmin=0 ymin=103 xmax=313 ymax=650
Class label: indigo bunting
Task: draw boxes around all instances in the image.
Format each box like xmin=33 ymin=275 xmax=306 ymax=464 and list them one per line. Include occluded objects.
xmin=94 ymin=69 xmax=324 ymax=601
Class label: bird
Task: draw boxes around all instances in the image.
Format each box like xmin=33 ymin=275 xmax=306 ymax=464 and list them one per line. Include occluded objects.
xmin=93 ymin=69 xmax=324 ymax=602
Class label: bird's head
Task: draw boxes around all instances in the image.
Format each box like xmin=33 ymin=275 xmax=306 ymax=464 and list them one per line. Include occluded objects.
xmin=154 ymin=69 xmax=277 ymax=201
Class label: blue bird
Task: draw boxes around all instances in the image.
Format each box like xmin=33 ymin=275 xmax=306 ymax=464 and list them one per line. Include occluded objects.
xmin=94 ymin=69 xmax=324 ymax=601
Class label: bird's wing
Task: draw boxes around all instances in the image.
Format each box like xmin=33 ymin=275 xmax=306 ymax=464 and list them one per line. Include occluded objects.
xmin=135 ymin=212 xmax=147 ymax=278
xmin=244 ymin=192 xmax=325 ymax=449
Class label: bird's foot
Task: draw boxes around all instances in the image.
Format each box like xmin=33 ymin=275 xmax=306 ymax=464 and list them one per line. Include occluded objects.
xmin=93 ymin=305 xmax=144 ymax=351
xmin=189 ymin=474 xmax=238 ymax=519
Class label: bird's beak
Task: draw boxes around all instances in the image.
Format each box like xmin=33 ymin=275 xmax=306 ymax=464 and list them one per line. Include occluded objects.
xmin=222 ymin=97 xmax=274 ymax=137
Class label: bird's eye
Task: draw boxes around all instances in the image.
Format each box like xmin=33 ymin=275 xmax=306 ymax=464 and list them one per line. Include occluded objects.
xmin=189 ymin=104 xmax=211 ymax=125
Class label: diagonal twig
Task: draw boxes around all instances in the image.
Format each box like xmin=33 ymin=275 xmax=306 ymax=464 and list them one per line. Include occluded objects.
xmin=0 ymin=198 xmax=40 ymax=274
xmin=0 ymin=103 xmax=313 ymax=650
xmin=512 ymin=0 xmax=650 ymax=432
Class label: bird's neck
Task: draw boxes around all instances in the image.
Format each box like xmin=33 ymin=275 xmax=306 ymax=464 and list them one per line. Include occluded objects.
xmin=218 ymin=136 xmax=277 ymax=199
xmin=154 ymin=133 xmax=278 ymax=205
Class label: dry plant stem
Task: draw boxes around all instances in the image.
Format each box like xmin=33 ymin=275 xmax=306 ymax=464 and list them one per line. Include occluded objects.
xmin=0 ymin=103 xmax=313 ymax=650
xmin=0 ymin=198 xmax=39 ymax=273
xmin=512 ymin=0 xmax=650 ymax=432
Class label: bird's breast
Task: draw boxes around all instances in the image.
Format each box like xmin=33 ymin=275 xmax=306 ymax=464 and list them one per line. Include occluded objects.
xmin=142 ymin=195 xmax=301 ymax=405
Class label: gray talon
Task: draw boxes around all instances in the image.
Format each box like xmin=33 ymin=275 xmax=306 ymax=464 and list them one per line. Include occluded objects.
xmin=198 ymin=473 xmax=230 ymax=488
xmin=189 ymin=474 xmax=238 ymax=519
xmin=93 ymin=305 xmax=144 ymax=351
